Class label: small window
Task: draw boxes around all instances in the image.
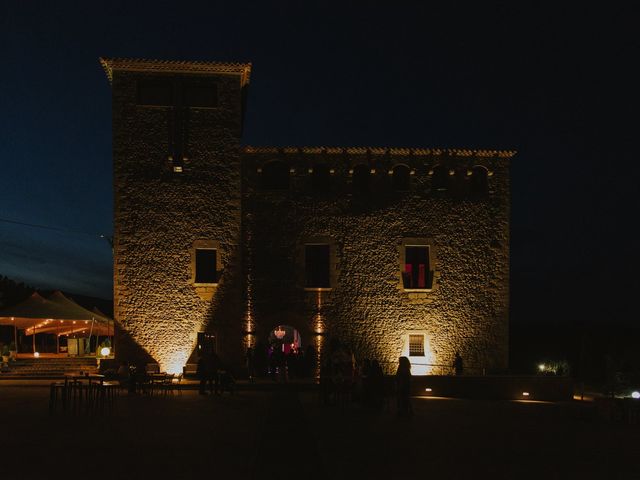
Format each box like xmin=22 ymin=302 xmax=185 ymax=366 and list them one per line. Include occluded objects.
xmin=470 ymin=166 xmax=488 ymax=196
xmin=262 ymin=161 xmax=289 ymax=190
xmin=402 ymin=246 xmax=431 ymax=289
xmin=305 ymin=244 xmax=330 ymax=288
xmin=352 ymin=164 xmax=370 ymax=194
xmin=137 ymin=80 xmax=173 ymax=106
xmin=184 ymin=84 xmax=218 ymax=108
xmin=431 ymin=165 xmax=448 ymax=191
xmin=195 ymin=249 xmax=217 ymax=283
xmin=311 ymin=163 xmax=331 ymax=192
xmin=409 ymin=335 xmax=425 ymax=356
xmin=392 ymin=165 xmax=410 ymax=191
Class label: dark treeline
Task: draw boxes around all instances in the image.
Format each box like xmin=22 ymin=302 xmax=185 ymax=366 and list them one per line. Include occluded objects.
xmin=510 ymin=320 xmax=640 ymax=389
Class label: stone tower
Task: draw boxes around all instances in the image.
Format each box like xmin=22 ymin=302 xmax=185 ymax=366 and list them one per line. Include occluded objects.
xmin=101 ymin=58 xmax=251 ymax=372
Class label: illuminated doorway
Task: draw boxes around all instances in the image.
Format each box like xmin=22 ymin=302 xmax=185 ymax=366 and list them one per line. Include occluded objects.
xmin=267 ymin=325 xmax=305 ymax=380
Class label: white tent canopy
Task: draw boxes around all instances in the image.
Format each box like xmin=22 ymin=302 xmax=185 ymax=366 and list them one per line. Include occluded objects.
xmin=0 ymin=291 xmax=114 ymax=337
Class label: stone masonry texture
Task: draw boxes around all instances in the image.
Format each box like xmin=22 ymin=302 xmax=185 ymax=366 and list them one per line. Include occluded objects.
xmin=106 ymin=59 xmax=512 ymax=374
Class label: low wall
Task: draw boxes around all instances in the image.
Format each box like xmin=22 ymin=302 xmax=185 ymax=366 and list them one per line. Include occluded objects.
xmin=410 ymin=375 xmax=573 ymax=401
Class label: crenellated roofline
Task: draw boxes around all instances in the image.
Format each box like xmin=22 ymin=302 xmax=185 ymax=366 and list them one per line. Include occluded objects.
xmin=242 ymin=146 xmax=516 ymax=158
xmin=99 ymin=57 xmax=252 ymax=87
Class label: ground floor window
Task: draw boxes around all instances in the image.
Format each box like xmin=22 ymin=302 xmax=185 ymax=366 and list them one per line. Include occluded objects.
xmin=408 ymin=334 xmax=425 ymax=356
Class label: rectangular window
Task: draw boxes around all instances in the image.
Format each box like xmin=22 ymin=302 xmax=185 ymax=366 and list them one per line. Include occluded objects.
xmin=195 ymin=249 xmax=217 ymax=283
xmin=403 ymin=246 xmax=431 ymax=289
xmin=137 ymin=80 xmax=173 ymax=106
xmin=409 ymin=335 xmax=425 ymax=356
xmin=305 ymin=244 xmax=330 ymax=288
xmin=184 ymin=84 xmax=218 ymax=108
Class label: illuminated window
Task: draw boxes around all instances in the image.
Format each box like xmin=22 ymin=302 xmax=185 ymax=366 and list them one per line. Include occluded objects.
xmin=305 ymin=244 xmax=330 ymax=288
xmin=184 ymin=84 xmax=218 ymax=108
xmin=137 ymin=80 xmax=172 ymax=106
xmin=195 ymin=249 xmax=217 ymax=284
xmin=392 ymin=164 xmax=410 ymax=191
xmin=352 ymin=164 xmax=370 ymax=193
xmin=402 ymin=246 xmax=432 ymax=290
xmin=262 ymin=161 xmax=289 ymax=190
xmin=409 ymin=335 xmax=425 ymax=356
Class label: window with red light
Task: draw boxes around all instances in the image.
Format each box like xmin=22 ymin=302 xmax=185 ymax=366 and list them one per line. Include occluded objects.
xmin=402 ymin=246 xmax=431 ymax=290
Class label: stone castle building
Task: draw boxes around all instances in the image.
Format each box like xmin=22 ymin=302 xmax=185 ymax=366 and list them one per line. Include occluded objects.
xmin=101 ymin=58 xmax=513 ymax=375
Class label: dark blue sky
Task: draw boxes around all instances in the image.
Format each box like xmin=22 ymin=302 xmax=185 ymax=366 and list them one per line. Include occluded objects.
xmin=1 ymin=1 xmax=638 ymax=324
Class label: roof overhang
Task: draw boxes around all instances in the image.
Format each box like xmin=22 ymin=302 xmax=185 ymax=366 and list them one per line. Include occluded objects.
xmin=99 ymin=57 xmax=252 ymax=87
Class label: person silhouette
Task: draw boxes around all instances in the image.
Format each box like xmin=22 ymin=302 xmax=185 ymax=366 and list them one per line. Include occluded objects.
xmin=454 ymin=352 xmax=464 ymax=376
xmin=396 ymin=356 xmax=413 ymax=417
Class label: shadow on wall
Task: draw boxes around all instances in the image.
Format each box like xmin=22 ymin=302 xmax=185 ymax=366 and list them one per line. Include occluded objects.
xmin=187 ymin=241 xmax=243 ymax=368
xmin=114 ymin=321 xmax=156 ymax=368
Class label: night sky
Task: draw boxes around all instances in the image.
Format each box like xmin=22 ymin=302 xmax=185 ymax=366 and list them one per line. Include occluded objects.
xmin=1 ymin=2 xmax=638 ymax=325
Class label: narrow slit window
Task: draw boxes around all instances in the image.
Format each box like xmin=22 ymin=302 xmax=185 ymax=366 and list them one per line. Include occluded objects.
xmin=431 ymin=165 xmax=448 ymax=191
xmin=195 ymin=249 xmax=217 ymax=283
xmin=392 ymin=165 xmax=410 ymax=191
xmin=311 ymin=163 xmax=331 ymax=192
xmin=305 ymin=244 xmax=330 ymax=288
xmin=403 ymin=246 xmax=431 ymax=289
xmin=409 ymin=335 xmax=425 ymax=356
xmin=352 ymin=164 xmax=370 ymax=194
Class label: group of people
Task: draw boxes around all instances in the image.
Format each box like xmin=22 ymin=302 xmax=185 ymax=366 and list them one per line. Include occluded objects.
xmin=246 ymin=343 xmax=317 ymax=382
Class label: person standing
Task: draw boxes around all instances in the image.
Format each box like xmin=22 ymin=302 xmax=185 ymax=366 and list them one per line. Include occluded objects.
xmin=454 ymin=351 xmax=464 ymax=376
xmin=197 ymin=352 xmax=209 ymax=395
xmin=246 ymin=347 xmax=256 ymax=384
xmin=396 ymin=356 xmax=413 ymax=417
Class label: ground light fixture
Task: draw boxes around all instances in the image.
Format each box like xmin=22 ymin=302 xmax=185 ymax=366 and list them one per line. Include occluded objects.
xmin=34 ymin=352 xmax=40 ymax=358
xmin=632 ymin=391 xmax=640 ymax=399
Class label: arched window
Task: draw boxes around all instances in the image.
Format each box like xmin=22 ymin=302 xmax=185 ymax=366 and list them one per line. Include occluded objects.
xmin=431 ymin=165 xmax=448 ymax=192
xmin=311 ymin=163 xmax=331 ymax=192
xmin=392 ymin=164 xmax=410 ymax=191
xmin=352 ymin=164 xmax=370 ymax=193
xmin=262 ymin=161 xmax=289 ymax=190
xmin=470 ymin=166 xmax=488 ymax=196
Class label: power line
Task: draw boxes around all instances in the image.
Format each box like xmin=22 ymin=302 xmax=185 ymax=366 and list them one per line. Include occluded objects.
xmin=0 ymin=217 xmax=113 ymax=246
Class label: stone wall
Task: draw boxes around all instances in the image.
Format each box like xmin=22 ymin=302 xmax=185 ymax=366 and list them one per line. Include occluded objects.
xmin=111 ymin=69 xmax=244 ymax=372
xmin=108 ymin=60 xmax=512 ymax=376
xmin=242 ymin=148 xmax=511 ymax=374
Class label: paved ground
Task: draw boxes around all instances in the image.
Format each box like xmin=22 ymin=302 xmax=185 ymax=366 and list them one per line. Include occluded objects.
xmin=0 ymin=385 xmax=638 ymax=479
